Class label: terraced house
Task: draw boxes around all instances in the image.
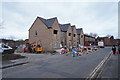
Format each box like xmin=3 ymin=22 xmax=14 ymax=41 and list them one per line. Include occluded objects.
xmin=29 ymin=17 xmax=61 ymax=51
xmin=76 ymin=28 xmax=84 ymax=46
xmin=29 ymin=16 xmax=85 ymax=51
xmin=59 ymin=23 xmax=73 ymax=49
xmin=71 ymin=25 xmax=77 ymax=48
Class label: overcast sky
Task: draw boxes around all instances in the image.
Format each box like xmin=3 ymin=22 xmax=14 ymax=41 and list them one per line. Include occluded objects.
xmin=0 ymin=1 xmax=119 ymax=40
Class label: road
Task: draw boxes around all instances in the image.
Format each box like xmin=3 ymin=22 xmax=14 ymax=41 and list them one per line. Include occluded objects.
xmin=2 ymin=47 xmax=113 ymax=78
xmin=97 ymin=52 xmax=118 ymax=78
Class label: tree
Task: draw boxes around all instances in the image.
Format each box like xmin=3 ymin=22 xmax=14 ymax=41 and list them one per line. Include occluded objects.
xmin=8 ymin=35 xmax=16 ymax=40
xmin=110 ymin=36 xmax=114 ymax=39
xmin=89 ymin=32 xmax=98 ymax=38
xmin=85 ymin=33 xmax=88 ymax=35
xmin=106 ymin=34 xmax=112 ymax=38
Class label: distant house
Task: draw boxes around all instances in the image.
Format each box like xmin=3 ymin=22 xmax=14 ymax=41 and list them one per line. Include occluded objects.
xmin=71 ymin=25 xmax=77 ymax=48
xmin=117 ymin=39 xmax=120 ymax=45
xmin=22 ymin=39 xmax=29 ymax=44
xmin=29 ymin=17 xmax=61 ymax=51
xmin=118 ymin=39 xmax=120 ymax=45
xmin=98 ymin=37 xmax=118 ymax=46
xmin=76 ymin=28 xmax=84 ymax=46
xmin=59 ymin=23 xmax=72 ymax=48
xmin=84 ymin=34 xmax=95 ymax=46
xmin=0 ymin=39 xmax=23 ymax=48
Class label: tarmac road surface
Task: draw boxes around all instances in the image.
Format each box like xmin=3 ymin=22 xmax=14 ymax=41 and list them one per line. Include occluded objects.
xmin=2 ymin=47 xmax=115 ymax=78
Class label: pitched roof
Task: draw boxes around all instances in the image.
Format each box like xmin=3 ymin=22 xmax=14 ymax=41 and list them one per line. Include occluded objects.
xmin=76 ymin=28 xmax=83 ymax=35
xmin=38 ymin=17 xmax=57 ymax=28
xmin=71 ymin=25 xmax=75 ymax=31
xmin=84 ymin=34 xmax=95 ymax=38
xmin=59 ymin=23 xmax=71 ymax=32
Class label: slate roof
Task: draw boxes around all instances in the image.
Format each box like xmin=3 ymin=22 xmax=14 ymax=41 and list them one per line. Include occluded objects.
xmin=76 ymin=28 xmax=83 ymax=35
xmin=38 ymin=17 xmax=57 ymax=28
xmin=59 ymin=23 xmax=71 ymax=32
xmin=84 ymin=34 xmax=95 ymax=38
xmin=71 ymin=25 xmax=75 ymax=31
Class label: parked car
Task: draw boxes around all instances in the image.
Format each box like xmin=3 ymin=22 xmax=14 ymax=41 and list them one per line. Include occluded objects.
xmin=54 ymin=48 xmax=65 ymax=54
xmin=0 ymin=43 xmax=15 ymax=54
xmin=92 ymin=46 xmax=98 ymax=51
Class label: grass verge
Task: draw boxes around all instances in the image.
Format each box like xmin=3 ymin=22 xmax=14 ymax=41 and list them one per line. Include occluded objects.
xmin=2 ymin=54 xmax=26 ymax=61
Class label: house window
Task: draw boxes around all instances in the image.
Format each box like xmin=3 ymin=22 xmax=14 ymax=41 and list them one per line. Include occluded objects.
xmin=74 ymin=41 xmax=76 ymax=47
xmin=74 ymin=34 xmax=76 ymax=37
xmin=53 ymin=30 xmax=58 ymax=34
xmin=2 ymin=44 xmax=9 ymax=48
xmin=35 ymin=31 xmax=37 ymax=36
xmin=69 ymin=33 xmax=71 ymax=36
xmin=81 ymin=35 xmax=83 ymax=38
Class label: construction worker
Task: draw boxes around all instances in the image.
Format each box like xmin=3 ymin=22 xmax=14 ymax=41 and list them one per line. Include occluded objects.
xmin=112 ymin=45 xmax=116 ymax=55
xmin=72 ymin=49 xmax=77 ymax=57
xmin=118 ymin=44 xmax=120 ymax=54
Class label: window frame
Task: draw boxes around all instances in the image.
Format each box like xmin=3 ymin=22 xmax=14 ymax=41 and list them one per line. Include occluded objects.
xmin=74 ymin=34 xmax=76 ymax=37
xmin=69 ymin=33 xmax=71 ymax=36
xmin=53 ymin=30 xmax=58 ymax=34
xmin=35 ymin=30 xmax=37 ymax=36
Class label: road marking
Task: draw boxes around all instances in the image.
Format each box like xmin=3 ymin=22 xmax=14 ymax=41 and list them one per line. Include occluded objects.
xmin=86 ymin=51 xmax=112 ymax=80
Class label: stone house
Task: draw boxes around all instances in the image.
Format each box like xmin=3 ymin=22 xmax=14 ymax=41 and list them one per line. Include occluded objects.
xmin=29 ymin=17 xmax=61 ymax=51
xmin=84 ymin=34 xmax=95 ymax=46
xmin=59 ymin=23 xmax=73 ymax=49
xmin=71 ymin=25 xmax=77 ymax=48
xmin=76 ymin=28 xmax=84 ymax=46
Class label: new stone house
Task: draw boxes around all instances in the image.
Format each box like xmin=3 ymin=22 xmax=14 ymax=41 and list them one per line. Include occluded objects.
xmin=71 ymin=25 xmax=77 ymax=48
xmin=76 ymin=28 xmax=84 ymax=47
xmin=29 ymin=17 xmax=61 ymax=51
xmin=59 ymin=23 xmax=73 ymax=49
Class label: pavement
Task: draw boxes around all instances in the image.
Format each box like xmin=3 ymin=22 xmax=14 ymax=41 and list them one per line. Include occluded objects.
xmin=96 ymin=53 xmax=119 ymax=79
xmin=1 ymin=52 xmax=60 ymax=69
xmin=1 ymin=58 xmax=29 ymax=69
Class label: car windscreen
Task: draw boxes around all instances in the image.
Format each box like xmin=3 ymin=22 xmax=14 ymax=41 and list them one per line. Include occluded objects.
xmin=2 ymin=44 xmax=9 ymax=48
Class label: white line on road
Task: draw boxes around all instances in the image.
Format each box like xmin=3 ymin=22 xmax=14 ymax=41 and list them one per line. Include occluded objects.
xmin=86 ymin=51 xmax=112 ymax=80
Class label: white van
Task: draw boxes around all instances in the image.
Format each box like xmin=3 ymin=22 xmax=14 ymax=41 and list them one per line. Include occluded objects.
xmin=0 ymin=43 xmax=15 ymax=54
xmin=98 ymin=41 xmax=104 ymax=48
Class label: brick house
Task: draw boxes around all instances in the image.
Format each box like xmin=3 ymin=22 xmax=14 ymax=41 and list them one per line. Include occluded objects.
xmin=84 ymin=34 xmax=95 ymax=46
xmin=76 ymin=28 xmax=84 ymax=46
xmin=59 ymin=23 xmax=72 ymax=49
xmin=98 ymin=37 xmax=118 ymax=46
xmin=29 ymin=17 xmax=61 ymax=51
xmin=117 ymin=39 xmax=120 ymax=45
xmin=71 ymin=25 xmax=77 ymax=48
